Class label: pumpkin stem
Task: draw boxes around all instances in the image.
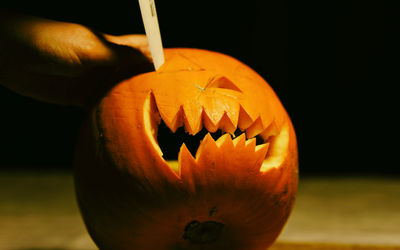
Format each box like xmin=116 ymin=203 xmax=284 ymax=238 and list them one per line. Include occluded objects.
xmin=182 ymin=220 xmax=224 ymax=244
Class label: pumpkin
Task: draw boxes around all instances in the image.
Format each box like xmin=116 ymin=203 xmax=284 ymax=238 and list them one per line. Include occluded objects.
xmin=74 ymin=48 xmax=298 ymax=250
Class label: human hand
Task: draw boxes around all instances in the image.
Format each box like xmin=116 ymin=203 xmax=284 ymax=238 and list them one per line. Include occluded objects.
xmin=0 ymin=10 xmax=154 ymax=108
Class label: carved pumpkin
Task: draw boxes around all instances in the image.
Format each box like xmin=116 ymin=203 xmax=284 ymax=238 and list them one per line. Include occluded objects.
xmin=74 ymin=48 xmax=298 ymax=250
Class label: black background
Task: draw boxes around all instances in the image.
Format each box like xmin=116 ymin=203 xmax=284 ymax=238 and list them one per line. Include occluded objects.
xmin=0 ymin=1 xmax=398 ymax=175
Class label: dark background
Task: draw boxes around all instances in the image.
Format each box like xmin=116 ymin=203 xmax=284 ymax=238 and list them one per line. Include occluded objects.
xmin=0 ymin=1 xmax=397 ymax=175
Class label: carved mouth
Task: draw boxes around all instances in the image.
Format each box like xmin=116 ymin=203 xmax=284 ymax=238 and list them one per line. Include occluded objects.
xmin=144 ymin=89 xmax=289 ymax=175
xmin=157 ymin=121 xmax=266 ymax=160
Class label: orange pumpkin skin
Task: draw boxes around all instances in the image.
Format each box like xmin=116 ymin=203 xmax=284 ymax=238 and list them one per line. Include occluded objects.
xmin=74 ymin=48 xmax=298 ymax=250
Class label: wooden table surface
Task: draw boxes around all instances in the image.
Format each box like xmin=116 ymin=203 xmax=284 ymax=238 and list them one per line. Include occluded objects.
xmin=1 ymin=170 xmax=399 ymax=250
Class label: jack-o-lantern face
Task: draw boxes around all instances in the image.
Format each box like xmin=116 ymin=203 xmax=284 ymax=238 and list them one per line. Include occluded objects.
xmin=74 ymin=48 xmax=298 ymax=250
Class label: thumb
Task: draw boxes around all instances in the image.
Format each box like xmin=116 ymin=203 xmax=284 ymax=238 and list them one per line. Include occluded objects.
xmin=104 ymin=34 xmax=152 ymax=61
xmin=78 ymin=34 xmax=154 ymax=109
xmin=101 ymin=34 xmax=154 ymax=82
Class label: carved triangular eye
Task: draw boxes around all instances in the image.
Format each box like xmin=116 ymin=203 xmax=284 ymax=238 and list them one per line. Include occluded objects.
xmin=205 ymin=76 xmax=242 ymax=92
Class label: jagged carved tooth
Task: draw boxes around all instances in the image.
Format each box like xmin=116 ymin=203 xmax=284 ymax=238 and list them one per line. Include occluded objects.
xmin=195 ymin=133 xmax=218 ymax=160
xmin=246 ymin=116 xmax=264 ymax=138
xmin=245 ymin=137 xmax=257 ymax=151
xmin=178 ymin=143 xmax=198 ymax=190
xmin=203 ymin=103 xmax=225 ymax=128
xmin=255 ymin=143 xmax=270 ymax=161
xmin=215 ymin=133 xmax=234 ymax=149
xmin=183 ymin=103 xmax=203 ymax=135
xmin=224 ymin=102 xmax=240 ymax=132
xmin=153 ymin=92 xmax=182 ymax=132
xmin=232 ymin=133 xmax=246 ymax=147
xmin=217 ymin=112 xmax=237 ymax=134
xmin=179 ymin=143 xmax=196 ymax=164
xmin=162 ymin=106 xmax=184 ymax=133
xmin=238 ymin=105 xmax=254 ymax=130
xmin=202 ymin=110 xmax=219 ymax=133
xmin=260 ymin=121 xmax=279 ymax=141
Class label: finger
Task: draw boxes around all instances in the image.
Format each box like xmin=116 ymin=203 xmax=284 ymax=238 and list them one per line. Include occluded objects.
xmin=103 ymin=34 xmax=152 ymax=61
